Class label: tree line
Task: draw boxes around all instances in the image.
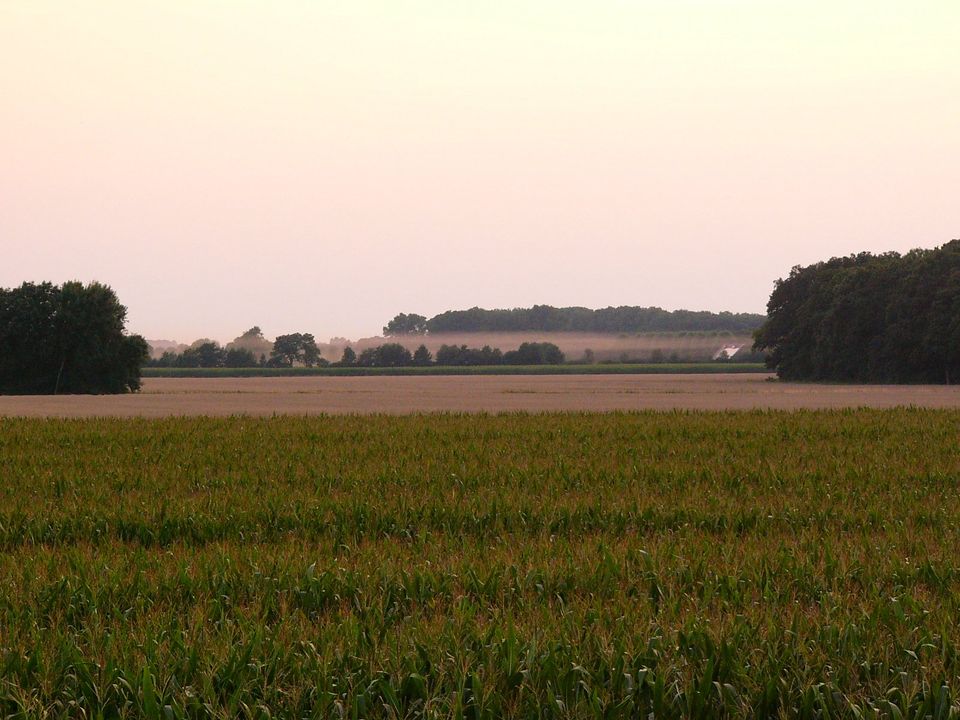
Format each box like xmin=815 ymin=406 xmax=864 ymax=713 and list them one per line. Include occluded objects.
xmin=8 ymin=240 xmax=956 ymax=393
xmin=384 ymin=305 xmax=765 ymax=335
xmin=754 ymin=240 xmax=960 ymax=383
xmin=350 ymin=342 xmax=564 ymax=367
xmin=150 ymin=338 xmax=567 ymax=369
xmin=148 ymin=329 xmax=324 ymax=368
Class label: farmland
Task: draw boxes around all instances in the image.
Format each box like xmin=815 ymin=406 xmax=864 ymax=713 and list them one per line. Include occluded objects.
xmin=2 ymin=410 xmax=960 ymax=717
xmin=4 ymin=374 xmax=960 ymax=418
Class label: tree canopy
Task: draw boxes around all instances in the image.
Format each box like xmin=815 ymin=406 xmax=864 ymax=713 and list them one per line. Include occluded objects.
xmin=357 ymin=343 xmax=413 ymax=367
xmin=503 ymin=342 xmax=565 ymax=365
xmin=754 ymin=240 xmax=960 ymax=383
xmin=0 ymin=281 xmax=147 ymax=394
xmin=383 ymin=313 xmax=428 ymax=335
xmin=270 ymin=333 xmax=322 ymax=368
xmin=435 ymin=344 xmax=503 ymax=366
xmin=226 ymin=326 xmax=273 ymax=357
xmin=386 ymin=305 xmax=764 ymax=334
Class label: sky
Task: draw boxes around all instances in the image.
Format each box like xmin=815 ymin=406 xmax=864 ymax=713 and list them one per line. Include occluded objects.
xmin=1 ymin=1 xmax=958 ymax=342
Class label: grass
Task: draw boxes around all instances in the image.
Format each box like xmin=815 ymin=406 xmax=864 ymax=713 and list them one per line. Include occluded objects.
xmin=141 ymin=362 xmax=767 ymax=378
xmin=0 ymin=410 xmax=959 ymax=718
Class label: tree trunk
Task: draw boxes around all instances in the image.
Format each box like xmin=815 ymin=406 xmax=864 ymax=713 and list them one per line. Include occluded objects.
xmin=54 ymin=356 xmax=66 ymax=395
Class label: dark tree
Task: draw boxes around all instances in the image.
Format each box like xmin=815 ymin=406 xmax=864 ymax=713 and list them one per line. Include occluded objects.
xmin=155 ymin=350 xmax=179 ymax=367
xmin=503 ymin=342 xmax=565 ymax=365
xmin=191 ymin=342 xmax=226 ymax=368
xmin=754 ymin=240 xmax=960 ymax=383
xmin=0 ymin=281 xmax=147 ymax=394
xmin=358 ymin=343 xmax=413 ymax=367
xmin=412 ymin=344 xmax=433 ymax=366
xmin=383 ymin=313 xmax=428 ymax=335
xmin=355 ymin=344 xmax=414 ymax=367
xmin=224 ymin=347 xmax=258 ymax=367
xmin=435 ymin=344 xmax=503 ymax=366
xmin=173 ymin=349 xmax=201 ymax=368
xmin=339 ymin=346 xmax=357 ymax=366
xmin=356 ymin=347 xmax=378 ymax=367
xmin=227 ymin=326 xmax=273 ymax=357
xmin=270 ymin=333 xmax=322 ymax=367
xmin=270 ymin=335 xmax=299 ymax=367
xmin=434 ymin=344 xmax=463 ymax=366
xmin=300 ymin=334 xmax=322 ymax=367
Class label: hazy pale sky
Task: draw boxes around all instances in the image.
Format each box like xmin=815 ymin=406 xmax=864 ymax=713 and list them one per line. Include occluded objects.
xmin=2 ymin=1 xmax=957 ymax=342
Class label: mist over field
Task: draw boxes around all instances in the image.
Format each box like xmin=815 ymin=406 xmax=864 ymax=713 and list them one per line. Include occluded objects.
xmin=147 ymin=331 xmax=752 ymax=364
xmin=322 ymin=331 xmax=753 ymax=364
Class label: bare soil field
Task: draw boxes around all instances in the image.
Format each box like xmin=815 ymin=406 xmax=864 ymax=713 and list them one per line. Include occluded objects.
xmin=2 ymin=374 xmax=960 ymax=417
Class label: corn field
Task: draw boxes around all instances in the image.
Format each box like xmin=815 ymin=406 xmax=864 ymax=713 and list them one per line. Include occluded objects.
xmin=1 ymin=410 xmax=959 ymax=718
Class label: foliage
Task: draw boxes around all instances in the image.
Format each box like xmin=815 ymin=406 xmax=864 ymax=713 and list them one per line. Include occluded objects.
xmin=150 ymin=330 xmax=269 ymax=369
xmin=0 ymin=281 xmax=147 ymax=394
xmin=754 ymin=240 xmax=960 ymax=382
xmin=422 ymin=305 xmax=765 ymax=334
xmin=383 ymin=313 xmax=428 ymax=335
xmin=412 ymin=344 xmax=432 ymax=366
xmin=435 ymin=344 xmax=503 ymax=366
xmin=270 ymin=333 xmax=323 ymax=368
xmin=358 ymin=343 xmax=413 ymax=367
xmin=338 ymin=346 xmax=357 ymax=366
xmin=148 ymin=341 xmax=245 ymax=369
xmin=224 ymin=347 xmax=258 ymax=368
xmin=226 ymin=326 xmax=273 ymax=357
xmin=354 ymin=342 xmax=564 ymax=367
xmin=1 ymin=410 xmax=960 ymax=717
xmin=186 ymin=341 xmax=225 ymax=368
xmin=503 ymin=341 xmax=565 ymax=365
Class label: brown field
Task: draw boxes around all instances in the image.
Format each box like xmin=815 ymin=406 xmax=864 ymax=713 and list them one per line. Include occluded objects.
xmin=2 ymin=374 xmax=960 ymax=417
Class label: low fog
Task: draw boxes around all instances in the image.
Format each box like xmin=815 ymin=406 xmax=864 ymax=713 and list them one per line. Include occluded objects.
xmin=148 ymin=331 xmax=755 ymax=364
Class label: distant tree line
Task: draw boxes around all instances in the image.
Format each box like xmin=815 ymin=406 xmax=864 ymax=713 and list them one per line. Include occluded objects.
xmin=0 ymin=281 xmax=147 ymax=394
xmin=383 ymin=305 xmax=765 ymax=335
xmin=754 ymin=240 xmax=960 ymax=383
xmin=148 ymin=332 xmax=568 ymax=369
xmin=339 ymin=342 xmax=565 ymax=367
xmin=150 ymin=342 xmax=264 ymax=369
xmin=148 ymin=328 xmax=326 ymax=369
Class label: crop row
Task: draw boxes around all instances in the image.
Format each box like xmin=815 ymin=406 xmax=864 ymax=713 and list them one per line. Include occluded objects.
xmin=1 ymin=410 xmax=959 ymax=717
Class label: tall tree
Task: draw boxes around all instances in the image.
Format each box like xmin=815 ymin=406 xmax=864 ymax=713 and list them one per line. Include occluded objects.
xmin=270 ymin=333 xmax=322 ymax=367
xmin=502 ymin=342 xmax=565 ymax=365
xmin=412 ymin=344 xmax=433 ymax=366
xmin=754 ymin=240 xmax=960 ymax=383
xmin=0 ymin=281 xmax=147 ymax=394
xmin=357 ymin=343 xmax=413 ymax=367
xmin=339 ymin=346 xmax=357 ymax=366
xmin=224 ymin=347 xmax=258 ymax=368
xmin=227 ymin=326 xmax=273 ymax=356
xmin=383 ymin=313 xmax=428 ymax=335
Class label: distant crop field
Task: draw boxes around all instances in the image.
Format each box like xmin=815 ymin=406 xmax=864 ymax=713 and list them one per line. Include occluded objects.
xmin=2 ymin=410 xmax=960 ymax=717
xmin=141 ymin=362 xmax=766 ymax=378
xmin=5 ymin=374 xmax=960 ymax=418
